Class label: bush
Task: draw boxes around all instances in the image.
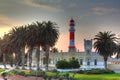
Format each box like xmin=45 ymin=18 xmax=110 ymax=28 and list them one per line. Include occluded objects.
xmin=56 ymin=60 xmax=71 ymax=69
xmin=0 ymin=68 xmax=5 ymax=73
xmin=1 ymin=72 xmax=7 ymax=77
xmin=84 ymin=68 xmax=115 ymax=74
xmin=56 ymin=57 xmax=80 ymax=69
xmin=69 ymin=57 xmax=80 ymax=69
xmin=76 ymin=70 xmax=84 ymax=74
xmin=101 ymin=69 xmax=115 ymax=74
xmin=30 ymin=69 xmax=45 ymax=77
xmin=51 ymin=69 xmax=58 ymax=72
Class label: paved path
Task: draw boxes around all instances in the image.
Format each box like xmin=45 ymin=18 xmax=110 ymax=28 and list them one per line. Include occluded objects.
xmin=0 ymin=75 xmax=44 ymax=80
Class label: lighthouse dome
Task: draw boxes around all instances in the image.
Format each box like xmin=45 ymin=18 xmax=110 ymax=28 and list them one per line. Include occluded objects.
xmin=70 ymin=18 xmax=74 ymax=23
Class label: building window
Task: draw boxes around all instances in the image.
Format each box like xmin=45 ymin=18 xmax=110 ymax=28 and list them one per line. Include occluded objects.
xmin=87 ymin=59 xmax=90 ymax=65
xmin=94 ymin=59 xmax=97 ymax=65
xmin=49 ymin=58 xmax=51 ymax=64
xmin=80 ymin=59 xmax=83 ymax=65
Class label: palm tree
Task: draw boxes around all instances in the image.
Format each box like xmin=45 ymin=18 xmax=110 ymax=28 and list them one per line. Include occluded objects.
xmin=35 ymin=22 xmax=44 ymax=70
xmin=0 ymin=33 xmax=13 ymax=68
xmin=9 ymin=26 xmax=27 ymax=69
xmin=26 ymin=23 xmax=41 ymax=70
xmin=114 ymin=44 xmax=120 ymax=58
xmin=94 ymin=31 xmax=117 ymax=69
xmin=40 ymin=21 xmax=59 ymax=71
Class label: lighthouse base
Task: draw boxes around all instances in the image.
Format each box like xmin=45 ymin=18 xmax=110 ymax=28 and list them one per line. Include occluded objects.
xmin=69 ymin=47 xmax=76 ymax=52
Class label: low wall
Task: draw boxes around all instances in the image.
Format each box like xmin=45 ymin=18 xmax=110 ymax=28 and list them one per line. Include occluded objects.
xmin=108 ymin=64 xmax=120 ymax=70
xmin=57 ymin=69 xmax=80 ymax=72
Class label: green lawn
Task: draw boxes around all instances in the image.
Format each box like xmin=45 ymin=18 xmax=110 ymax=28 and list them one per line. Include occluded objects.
xmin=71 ymin=73 xmax=120 ymax=80
xmin=46 ymin=72 xmax=120 ymax=80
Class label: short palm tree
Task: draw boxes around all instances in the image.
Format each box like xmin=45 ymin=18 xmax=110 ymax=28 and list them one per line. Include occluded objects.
xmin=115 ymin=44 xmax=120 ymax=58
xmin=94 ymin=31 xmax=117 ymax=69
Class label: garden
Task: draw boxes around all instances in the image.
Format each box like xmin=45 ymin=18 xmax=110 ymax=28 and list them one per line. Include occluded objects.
xmin=0 ymin=68 xmax=120 ymax=80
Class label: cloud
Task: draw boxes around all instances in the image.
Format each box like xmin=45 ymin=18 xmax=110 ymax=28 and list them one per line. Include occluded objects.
xmin=68 ymin=3 xmax=77 ymax=8
xmin=24 ymin=0 xmax=63 ymax=12
xmin=92 ymin=7 xmax=120 ymax=15
xmin=0 ymin=15 xmax=9 ymax=21
xmin=0 ymin=15 xmax=13 ymax=27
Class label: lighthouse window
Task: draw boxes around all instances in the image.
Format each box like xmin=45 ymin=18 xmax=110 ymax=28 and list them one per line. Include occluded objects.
xmin=80 ymin=59 xmax=83 ymax=65
xmin=87 ymin=58 xmax=90 ymax=65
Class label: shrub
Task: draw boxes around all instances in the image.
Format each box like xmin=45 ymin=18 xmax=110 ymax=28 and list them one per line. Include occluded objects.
xmin=1 ymin=72 xmax=7 ymax=77
xmin=76 ymin=70 xmax=84 ymax=74
xmin=84 ymin=68 xmax=115 ymax=74
xmin=56 ymin=57 xmax=80 ymax=69
xmin=101 ymin=69 xmax=115 ymax=74
xmin=30 ymin=69 xmax=45 ymax=77
xmin=69 ymin=57 xmax=80 ymax=69
xmin=51 ymin=69 xmax=58 ymax=72
xmin=0 ymin=68 xmax=5 ymax=73
xmin=56 ymin=60 xmax=71 ymax=69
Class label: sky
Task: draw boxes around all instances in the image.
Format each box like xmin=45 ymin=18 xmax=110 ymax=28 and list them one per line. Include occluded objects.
xmin=0 ymin=0 xmax=120 ymax=52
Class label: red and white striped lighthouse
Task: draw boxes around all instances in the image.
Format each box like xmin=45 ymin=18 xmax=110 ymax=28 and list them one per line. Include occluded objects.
xmin=68 ymin=18 xmax=76 ymax=52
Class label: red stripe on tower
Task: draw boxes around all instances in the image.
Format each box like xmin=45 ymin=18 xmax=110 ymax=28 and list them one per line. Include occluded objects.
xmin=70 ymin=32 xmax=74 ymax=40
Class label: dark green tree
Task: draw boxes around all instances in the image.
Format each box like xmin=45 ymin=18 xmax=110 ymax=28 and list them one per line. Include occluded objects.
xmin=40 ymin=21 xmax=59 ymax=71
xmin=94 ymin=31 xmax=117 ymax=69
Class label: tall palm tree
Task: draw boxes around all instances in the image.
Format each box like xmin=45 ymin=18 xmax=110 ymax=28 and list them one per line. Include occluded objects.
xmin=26 ymin=23 xmax=41 ymax=70
xmin=40 ymin=21 xmax=59 ymax=71
xmin=9 ymin=26 xmax=27 ymax=69
xmin=35 ymin=22 xmax=44 ymax=70
xmin=0 ymin=33 xmax=13 ymax=68
xmin=94 ymin=31 xmax=117 ymax=69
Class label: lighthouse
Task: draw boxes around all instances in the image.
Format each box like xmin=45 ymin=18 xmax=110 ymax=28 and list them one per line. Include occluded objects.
xmin=68 ymin=18 xmax=76 ymax=52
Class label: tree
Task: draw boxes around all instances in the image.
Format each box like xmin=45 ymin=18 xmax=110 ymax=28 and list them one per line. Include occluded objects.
xmin=0 ymin=33 xmax=14 ymax=68
xmin=40 ymin=21 xmax=59 ymax=71
xmin=50 ymin=47 xmax=59 ymax=53
xmin=26 ymin=23 xmax=39 ymax=70
xmin=94 ymin=31 xmax=117 ymax=69
xmin=9 ymin=26 xmax=27 ymax=69
xmin=114 ymin=44 xmax=120 ymax=59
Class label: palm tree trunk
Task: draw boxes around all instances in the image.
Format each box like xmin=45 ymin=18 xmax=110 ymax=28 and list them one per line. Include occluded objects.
xmin=104 ymin=57 xmax=108 ymax=70
xmin=45 ymin=45 xmax=50 ymax=71
xmin=15 ymin=50 xmax=21 ymax=69
xmin=21 ymin=48 xmax=25 ymax=69
xmin=3 ymin=53 xmax=6 ymax=69
xmin=36 ymin=46 xmax=40 ymax=70
xmin=28 ymin=47 xmax=33 ymax=70
xmin=104 ymin=60 xmax=107 ymax=69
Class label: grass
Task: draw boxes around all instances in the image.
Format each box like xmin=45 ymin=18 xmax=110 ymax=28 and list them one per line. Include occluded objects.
xmin=46 ymin=72 xmax=120 ymax=80
xmin=72 ymin=73 xmax=120 ymax=80
xmin=0 ymin=69 xmax=120 ymax=80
